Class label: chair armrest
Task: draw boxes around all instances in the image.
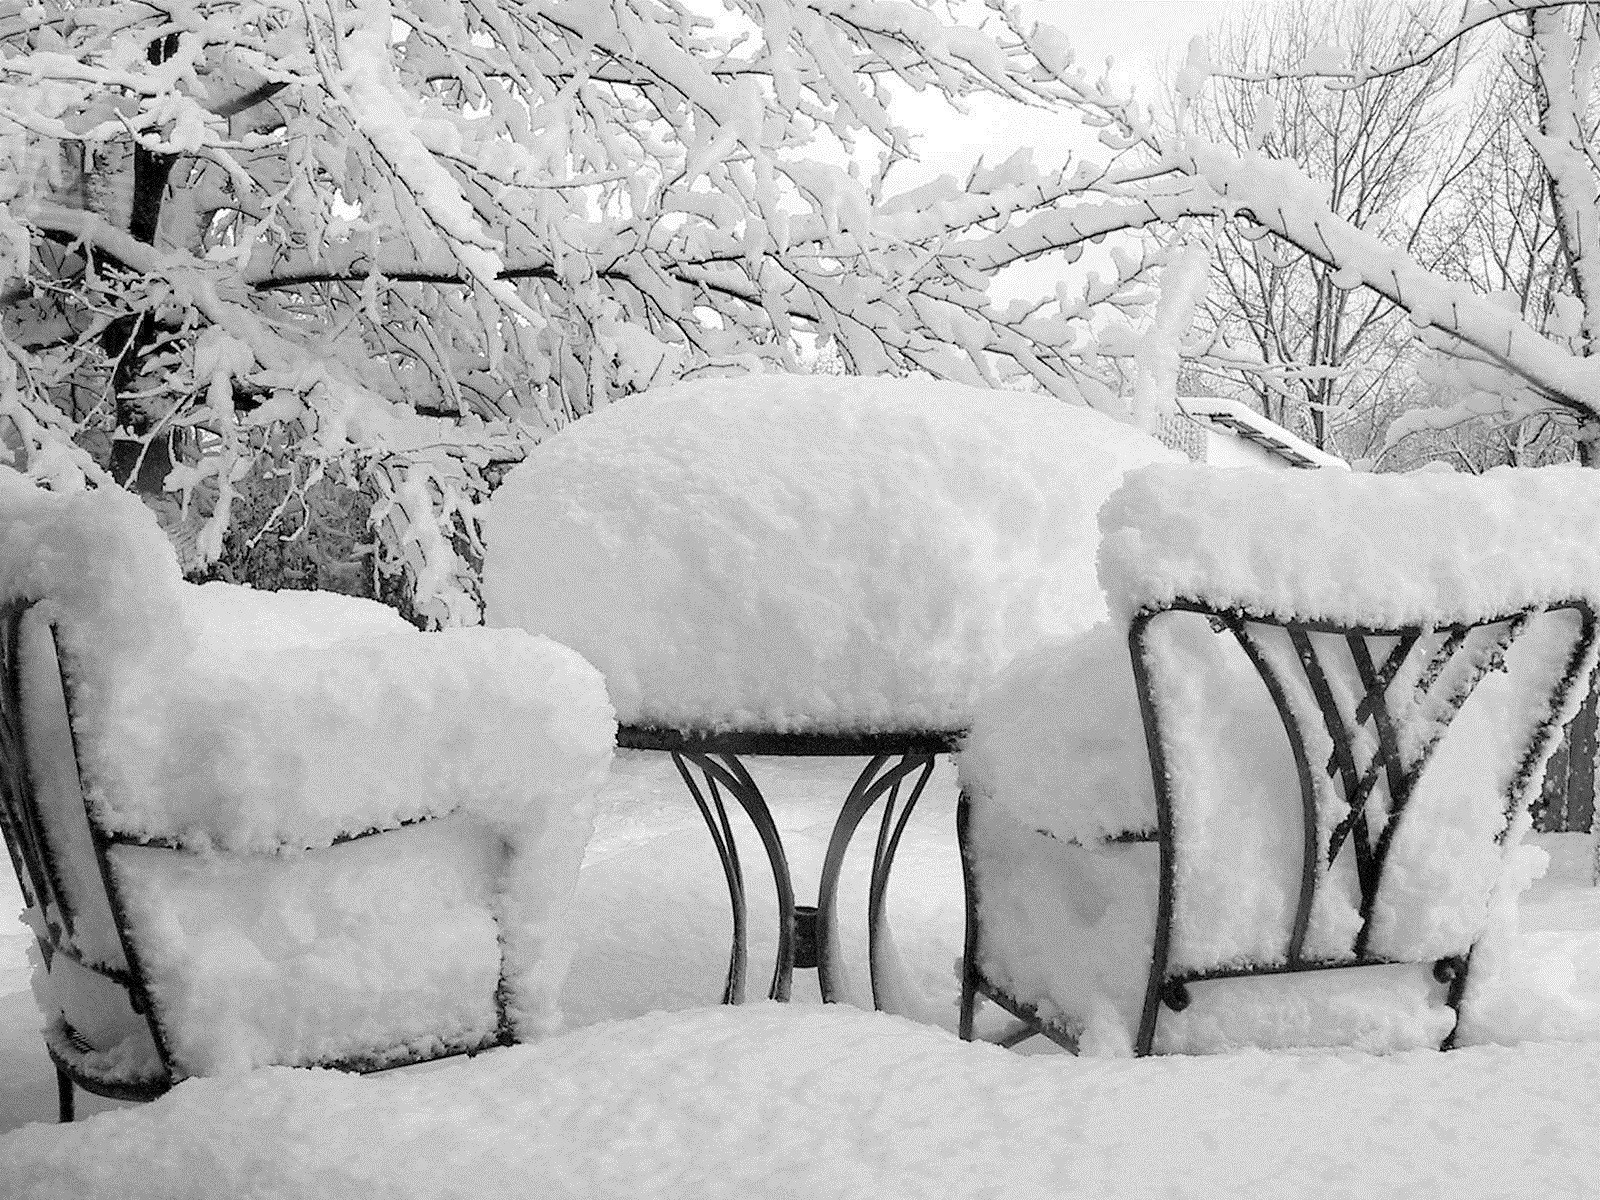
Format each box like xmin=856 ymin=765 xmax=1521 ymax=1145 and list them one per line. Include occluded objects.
xmin=959 ymin=622 xmax=1156 ymax=845
xmin=94 ymin=627 xmax=615 ymax=853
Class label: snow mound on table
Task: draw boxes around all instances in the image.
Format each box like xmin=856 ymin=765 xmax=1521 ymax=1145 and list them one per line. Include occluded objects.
xmin=2 ymin=1004 xmax=1597 ymax=1200
xmin=1099 ymin=461 xmax=1600 ymax=626
xmin=483 ymin=374 xmax=1177 ymax=734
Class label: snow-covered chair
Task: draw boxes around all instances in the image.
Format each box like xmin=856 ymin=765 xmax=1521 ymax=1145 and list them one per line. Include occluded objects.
xmin=957 ymin=463 xmax=1600 ymax=1055
xmin=0 ymin=474 xmax=614 ymax=1119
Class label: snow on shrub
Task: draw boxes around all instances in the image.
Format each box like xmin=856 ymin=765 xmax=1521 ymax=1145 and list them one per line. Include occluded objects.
xmin=482 ymin=373 xmax=1177 ymax=734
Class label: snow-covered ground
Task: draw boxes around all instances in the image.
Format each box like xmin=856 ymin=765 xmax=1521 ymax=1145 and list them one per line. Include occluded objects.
xmin=3 ymin=751 xmax=1599 ymax=1195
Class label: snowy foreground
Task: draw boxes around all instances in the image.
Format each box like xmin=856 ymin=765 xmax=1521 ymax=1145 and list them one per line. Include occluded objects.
xmin=4 ymin=754 xmax=1600 ymax=1196
xmin=5 ymin=1006 xmax=1600 ymax=1200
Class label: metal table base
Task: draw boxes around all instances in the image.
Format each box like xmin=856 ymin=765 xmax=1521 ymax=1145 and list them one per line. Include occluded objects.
xmin=617 ymin=727 xmax=963 ymax=1008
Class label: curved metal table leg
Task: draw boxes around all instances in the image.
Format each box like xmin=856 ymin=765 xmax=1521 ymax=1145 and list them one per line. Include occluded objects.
xmin=672 ymin=747 xmax=940 ymax=1009
xmin=815 ymin=753 xmax=937 ymax=1009
xmin=673 ymin=751 xmax=799 ymax=1003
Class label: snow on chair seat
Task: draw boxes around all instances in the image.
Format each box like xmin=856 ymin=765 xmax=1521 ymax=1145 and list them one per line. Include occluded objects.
xmin=957 ymin=462 xmax=1600 ymax=1056
xmin=0 ymin=472 xmax=614 ymax=1118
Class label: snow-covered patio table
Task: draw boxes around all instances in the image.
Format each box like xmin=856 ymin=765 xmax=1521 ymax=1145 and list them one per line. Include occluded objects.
xmin=484 ymin=374 xmax=1175 ymax=1007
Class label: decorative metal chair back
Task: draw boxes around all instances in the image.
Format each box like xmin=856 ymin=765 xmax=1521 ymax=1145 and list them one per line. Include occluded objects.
xmin=1127 ymin=599 xmax=1596 ymax=1056
xmin=0 ymin=600 xmax=520 ymax=1120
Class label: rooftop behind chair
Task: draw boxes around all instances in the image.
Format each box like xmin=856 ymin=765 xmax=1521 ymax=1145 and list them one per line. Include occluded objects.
xmin=957 ymin=463 xmax=1600 ymax=1056
xmin=0 ymin=473 xmax=614 ymax=1119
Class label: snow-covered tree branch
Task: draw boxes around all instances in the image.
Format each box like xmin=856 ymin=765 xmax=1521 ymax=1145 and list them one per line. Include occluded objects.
xmin=0 ymin=0 xmax=1194 ymax=621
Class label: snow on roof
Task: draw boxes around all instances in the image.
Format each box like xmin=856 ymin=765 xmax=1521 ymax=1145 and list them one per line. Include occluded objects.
xmin=1 ymin=1003 xmax=1596 ymax=1198
xmin=1177 ymin=395 xmax=1349 ymax=470
xmin=482 ymin=373 xmax=1179 ymax=734
xmin=1098 ymin=461 xmax=1600 ymax=627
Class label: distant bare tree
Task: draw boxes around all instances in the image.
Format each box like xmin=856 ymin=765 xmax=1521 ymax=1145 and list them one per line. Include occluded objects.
xmin=1392 ymin=19 xmax=1591 ymax=471
xmin=1184 ymin=0 xmax=1474 ymax=458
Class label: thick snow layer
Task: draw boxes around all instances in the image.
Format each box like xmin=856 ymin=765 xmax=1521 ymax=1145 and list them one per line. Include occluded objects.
xmin=1099 ymin=461 xmax=1600 ymax=626
xmin=962 ymin=606 xmax=1582 ymax=1051
xmin=3 ymin=1003 xmax=1599 ymax=1199
xmin=959 ymin=621 xmax=1156 ymax=846
xmin=181 ymin=581 xmax=414 ymax=657
xmin=110 ymin=819 xmax=506 ymax=1077
xmin=958 ymin=461 xmax=1600 ymax=1052
xmin=483 ymin=374 xmax=1176 ymax=733
xmin=110 ymin=615 xmax=614 ymax=852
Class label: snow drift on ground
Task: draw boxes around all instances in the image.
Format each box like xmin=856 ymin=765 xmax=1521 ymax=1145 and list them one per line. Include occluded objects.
xmin=482 ymin=374 xmax=1177 ymax=734
xmin=2 ymin=1002 xmax=1597 ymax=1200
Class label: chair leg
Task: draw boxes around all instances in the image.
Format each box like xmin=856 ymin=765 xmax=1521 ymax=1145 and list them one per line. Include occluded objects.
xmin=958 ymin=954 xmax=979 ymax=1041
xmin=56 ymin=1064 xmax=74 ymax=1123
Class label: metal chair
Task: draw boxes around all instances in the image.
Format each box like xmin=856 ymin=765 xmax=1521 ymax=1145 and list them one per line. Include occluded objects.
xmin=959 ymin=599 xmax=1597 ymax=1055
xmin=0 ymin=601 xmax=517 ymax=1120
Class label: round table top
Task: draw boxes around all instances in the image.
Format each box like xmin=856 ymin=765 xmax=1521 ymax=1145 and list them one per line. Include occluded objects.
xmin=615 ymin=724 xmax=965 ymax=757
xmin=484 ymin=374 xmax=1177 ymax=733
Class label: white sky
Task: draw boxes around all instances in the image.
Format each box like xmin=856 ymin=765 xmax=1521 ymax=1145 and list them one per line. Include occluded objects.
xmin=894 ymin=1 xmax=1270 ymax=184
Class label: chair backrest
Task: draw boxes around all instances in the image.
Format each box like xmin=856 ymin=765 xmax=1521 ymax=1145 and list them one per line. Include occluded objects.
xmin=1127 ymin=599 xmax=1597 ymax=1055
xmin=0 ymin=600 xmax=174 ymax=1096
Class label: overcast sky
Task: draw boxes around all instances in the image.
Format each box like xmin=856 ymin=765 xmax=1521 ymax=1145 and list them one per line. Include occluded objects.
xmin=1025 ymin=0 xmax=1239 ymax=80
xmin=894 ymin=1 xmax=1265 ymax=184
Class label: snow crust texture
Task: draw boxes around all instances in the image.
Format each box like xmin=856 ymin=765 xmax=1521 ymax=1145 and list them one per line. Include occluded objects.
xmin=483 ymin=374 xmax=1177 ymax=734
xmin=1 ymin=1004 xmax=1596 ymax=1199
xmin=0 ymin=470 xmax=615 ymax=1074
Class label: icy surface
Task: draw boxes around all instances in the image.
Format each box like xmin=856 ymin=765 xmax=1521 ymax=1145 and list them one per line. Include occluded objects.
xmin=1099 ymin=461 xmax=1600 ymax=626
xmin=483 ymin=374 xmax=1176 ymax=733
xmin=2 ymin=1003 xmax=1599 ymax=1199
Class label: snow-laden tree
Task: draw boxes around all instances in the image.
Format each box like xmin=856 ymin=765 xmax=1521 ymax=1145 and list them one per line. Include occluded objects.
xmin=0 ymin=0 xmax=1196 ymax=623
xmin=1065 ymin=1 xmax=1600 ymax=463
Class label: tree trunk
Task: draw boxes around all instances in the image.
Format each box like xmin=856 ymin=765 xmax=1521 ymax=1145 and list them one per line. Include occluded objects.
xmin=107 ymin=34 xmax=180 ymax=492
